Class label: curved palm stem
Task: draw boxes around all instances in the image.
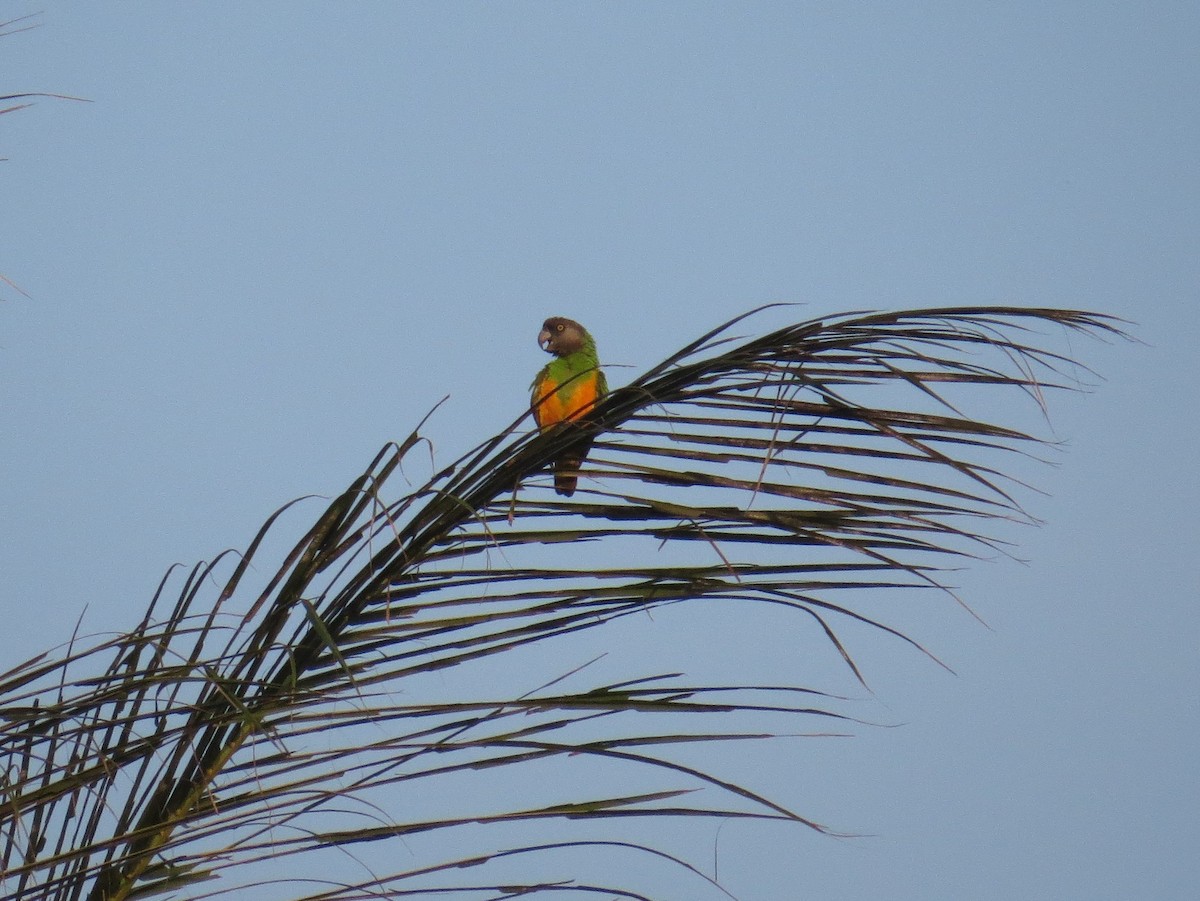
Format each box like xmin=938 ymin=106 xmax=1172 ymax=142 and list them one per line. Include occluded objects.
xmin=0 ymin=306 xmax=1126 ymax=901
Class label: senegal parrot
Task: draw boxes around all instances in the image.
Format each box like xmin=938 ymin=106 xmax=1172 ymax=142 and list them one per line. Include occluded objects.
xmin=531 ymin=316 xmax=608 ymax=496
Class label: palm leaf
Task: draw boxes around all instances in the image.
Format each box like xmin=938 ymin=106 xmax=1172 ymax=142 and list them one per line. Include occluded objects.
xmin=0 ymin=306 xmax=1125 ymax=900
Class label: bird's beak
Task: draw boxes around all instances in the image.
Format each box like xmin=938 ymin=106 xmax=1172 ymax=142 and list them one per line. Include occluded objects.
xmin=538 ymin=329 xmax=552 ymax=351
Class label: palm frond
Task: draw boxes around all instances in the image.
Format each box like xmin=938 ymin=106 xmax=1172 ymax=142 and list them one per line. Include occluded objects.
xmin=0 ymin=306 xmax=1126 ymax=900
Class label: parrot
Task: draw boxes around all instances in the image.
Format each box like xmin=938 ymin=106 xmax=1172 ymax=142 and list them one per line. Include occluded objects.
xmin=531 ymin=316 xmax=608 ymax=496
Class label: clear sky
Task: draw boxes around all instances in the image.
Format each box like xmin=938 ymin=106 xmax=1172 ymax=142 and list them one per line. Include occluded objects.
xmin=2 ymin=3 xmax=1197 ymax=899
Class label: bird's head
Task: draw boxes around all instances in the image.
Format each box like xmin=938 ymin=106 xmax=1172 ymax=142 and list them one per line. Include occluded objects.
xmin=538 ymin=317 xmax=589 ymax=357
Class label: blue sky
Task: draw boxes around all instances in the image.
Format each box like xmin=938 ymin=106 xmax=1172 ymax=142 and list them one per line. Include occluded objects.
xmin=2 ymin=3 xmax=1197 ymax=899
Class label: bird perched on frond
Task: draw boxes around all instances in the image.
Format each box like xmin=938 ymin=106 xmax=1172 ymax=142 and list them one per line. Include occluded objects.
xmin=531 ymin=317 xmax=608 ymax=496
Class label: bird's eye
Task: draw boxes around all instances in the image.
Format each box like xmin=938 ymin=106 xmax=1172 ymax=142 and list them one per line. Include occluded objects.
xmin=556 ymin=324 xmax=564 ymax=332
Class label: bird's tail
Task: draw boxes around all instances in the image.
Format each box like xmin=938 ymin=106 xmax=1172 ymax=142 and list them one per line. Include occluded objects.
xmin=554 ymin=452 xmax=583 ymax=496
xmin=552 ymin=427 xmax=596 ymax=497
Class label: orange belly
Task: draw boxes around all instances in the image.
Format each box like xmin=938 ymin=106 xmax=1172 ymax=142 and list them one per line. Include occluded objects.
xmin=534 ymin=373 xmax=599 ymax=429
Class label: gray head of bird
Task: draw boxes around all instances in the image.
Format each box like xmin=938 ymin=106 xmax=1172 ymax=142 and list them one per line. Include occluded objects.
xmin=538 ymin=317 xmax=589 ymax=356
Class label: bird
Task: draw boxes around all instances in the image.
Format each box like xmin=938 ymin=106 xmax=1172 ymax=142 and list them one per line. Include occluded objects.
xmin=530 ymin=316 xmax=608 ymax=496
